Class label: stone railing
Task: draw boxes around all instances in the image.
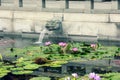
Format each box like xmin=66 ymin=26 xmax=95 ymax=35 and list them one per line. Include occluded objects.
xmin=0 ymin=0 xmax=120 ymax=13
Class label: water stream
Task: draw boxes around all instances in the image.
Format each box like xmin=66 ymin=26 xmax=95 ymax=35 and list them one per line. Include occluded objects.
xmin=34 ymin=28 xmax=47 ymax=45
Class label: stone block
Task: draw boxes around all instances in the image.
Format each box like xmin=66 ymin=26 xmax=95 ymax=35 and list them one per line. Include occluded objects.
xmin=64 ymin=13 xmax=108 ymax=22
xmin=0 ymin=19 xmax=12 ymax=32
xmin=62 ymin=22 xmax=98 ymax=36
xmin=34 ymin=12 xmax=54 ymax=21
xmin=110 ymin=14 xmax=120 ymax=22
xmin=98 ymin=23 xmax=117 ymax=37
xmin=14 ymin=19 xmax=33 ymax=32
xmin=34 ymin=21 xmax=46 ymax=33
xmin=14 ymin=11 xmax=36 ymax=19
xmin=14 ymin=11 xmax=54 ymax=21
xmin=0 ymin=10 xmax=12 ymax=18
xmin=62 ymin=22 xmax=117 ymax=37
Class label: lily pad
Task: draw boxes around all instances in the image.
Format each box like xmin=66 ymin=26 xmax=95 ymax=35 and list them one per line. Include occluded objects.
xmin=50 ymin=64 xmax=62 ymax=67
xmin=23 ymin=64 xmax=40 ymax=70
xmin=30 ymin=77 xmax=50 ymax=80
xmin=0 ymin=73 xmax=8 ymax=78
xmin=12 ymin=70 xmax=33 ymax=75
xmin=11 ymin=67 xmax=24 ymax=71
xmin=51 ymin=60 xmax=68 ymax=65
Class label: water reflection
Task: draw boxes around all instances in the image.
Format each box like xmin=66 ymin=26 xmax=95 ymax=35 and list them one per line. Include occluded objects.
xmin=0 ymin=37 xmax=36 ymax=54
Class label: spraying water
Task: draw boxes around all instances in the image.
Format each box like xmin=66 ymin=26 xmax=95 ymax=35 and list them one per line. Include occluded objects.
xmin=35 ymin=28 xmax=47 ymax=45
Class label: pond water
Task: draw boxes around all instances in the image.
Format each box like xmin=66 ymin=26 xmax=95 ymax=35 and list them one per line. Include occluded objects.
xmin=0 ymin=35 xmax=120 ymax=80
xmin=0 ymin=36 xmax=120 ymax=52
xmin=0 ymin=37 xmax=36 ymax=54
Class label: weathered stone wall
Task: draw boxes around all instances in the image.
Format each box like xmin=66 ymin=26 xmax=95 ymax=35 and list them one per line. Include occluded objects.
xmin=0 ymin=10 xmax=120 ymax=38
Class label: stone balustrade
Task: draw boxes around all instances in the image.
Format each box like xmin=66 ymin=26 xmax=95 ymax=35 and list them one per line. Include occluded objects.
xmin=0 ymin=0 xmax=119 ymax=12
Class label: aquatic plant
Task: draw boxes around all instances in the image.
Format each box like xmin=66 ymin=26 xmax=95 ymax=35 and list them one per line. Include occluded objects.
xmin=34 ymin=57 xmax=48 ymax=64
xmin=72 ymin=73 xmax=79 ymax=80
xmin=59 ymin=42 xmax=67 ymax=47
xmin=0 ymin=54 xmax=3 ymax=61
xmin=59 ymin=72 xmax=101 ymax=80
xmin=72 ymin=48 xmax=78 ymax=52
xmin=89 ymin=72 xmax=101 ymax=80
xmin=30 ymin=76 xmax=50 ymax=80
xmin=0 ymin=62 xmax=13 ymax=78
xmin=45 ymin=41 xmax=51 ymax=46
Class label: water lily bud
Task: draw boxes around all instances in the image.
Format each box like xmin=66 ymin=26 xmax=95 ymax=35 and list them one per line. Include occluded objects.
xmin=45 ymin=41 xmax=51 ymax=46
xmin=72 ymin=48 xmax=78 ymax=52
xmin=59 ymin=42 xmax=67 ymax=47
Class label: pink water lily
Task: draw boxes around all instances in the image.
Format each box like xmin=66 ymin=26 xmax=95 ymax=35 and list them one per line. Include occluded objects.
xmin=94 ymin=74 xmax=101 ymax=80
xmin=72 ymin=73 xmax=78 ymax=78
xmin=72 ymin=48 xmax=78 ymax=52
xmin=90 ymin=44 xmax=96 ymax=48
xmin=89 ymin=72 xmax=96 ymax=79
xmin=58 ymin=42 xmax=67 ymax=47
xmin=89 ymin=72 xmax=101 ymax=80
xmin=45 ymin=41 xmax=51 ymax=46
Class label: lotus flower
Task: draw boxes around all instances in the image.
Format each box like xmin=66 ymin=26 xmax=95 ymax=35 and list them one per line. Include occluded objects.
xmin=90 ymin=44 xmax=96 ymax=48
xmin=72 ymin=73 xmax=78 ymax=78
xmin=45 ymin=41 xmax=51 ymax=46
xmin=94 ymin=74 xmax=101 ymax=80
xmin=89 ymin=72 xmax=101 ymax=80
xmin=58 ymin=42 xmax=67 ymax=47
xmin=89 ymin=72 xmax=96 ymax=79
xmin=72 ymin=48 xmax=78 ymax=52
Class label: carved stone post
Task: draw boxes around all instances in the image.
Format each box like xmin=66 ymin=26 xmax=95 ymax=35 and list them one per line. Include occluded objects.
xmin=65 ymin=0 xmax=69 ymax=9
xmin=42 ymin=0 xmax=46 ymax=8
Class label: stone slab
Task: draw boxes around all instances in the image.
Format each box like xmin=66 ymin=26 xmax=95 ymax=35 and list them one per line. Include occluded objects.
xmin=0 ymin=19 xmax=12 ymax=32
xmin=14 ymin=19 xmax=33 ymax=32
xmin=0 ymin=10 xmax=12 ymax=18
xmin=110 ymin=14 xmax=120 ymax=22
xmin=34 ymin=21 xmax=46 ymax=33
xmin=64 ymin=13 xmax=109 ymax=22
xmin=14 ymin=11 xmax=54 ymax=21
xmin=62 ymin=22 xmax=117 ymax=36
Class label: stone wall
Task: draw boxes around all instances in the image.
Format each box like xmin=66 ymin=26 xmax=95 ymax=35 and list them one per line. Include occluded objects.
xmin=0 ymin=10 xmax=120 ymax=38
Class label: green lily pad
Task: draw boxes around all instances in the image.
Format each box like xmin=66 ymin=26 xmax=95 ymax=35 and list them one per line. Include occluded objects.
xmin=0 ymin=68 xmax=10 ymax=73
xmin=11 ymin=67 xmax=24 ymax=71
xmin=0 ymin=73 xmax=8 ymax=78
xmin=3 ymin=65 xmax=14 ymax=69
xmin=30 ymin=77 xmax=50 ymax=80
xmin=23 ymin=64 xmax=39 ymax=70
xmin=51 ymin=60 xmax=68 ymax=65
xmin=12 ymin=70 xmax=33 ymax=75
xmin=50 ymin=64 xmax=62 ymax=67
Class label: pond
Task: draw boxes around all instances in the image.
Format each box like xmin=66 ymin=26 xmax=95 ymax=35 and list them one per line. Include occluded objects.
xmin=0 ymin=35 xmax=120 ymax=80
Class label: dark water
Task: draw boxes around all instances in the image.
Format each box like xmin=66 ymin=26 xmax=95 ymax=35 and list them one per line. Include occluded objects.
xmin=0 ymin=37 xmax=37 ymax=54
